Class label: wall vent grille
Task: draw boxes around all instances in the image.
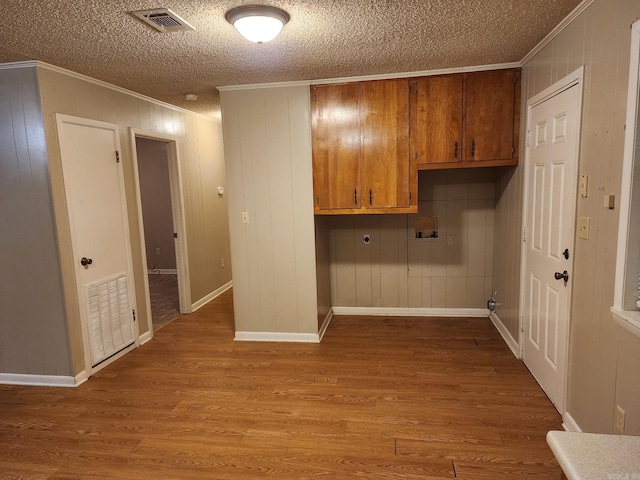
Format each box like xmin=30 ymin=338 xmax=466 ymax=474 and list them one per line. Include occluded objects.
xmin=131 ymin=8 xmax=195 ymax=33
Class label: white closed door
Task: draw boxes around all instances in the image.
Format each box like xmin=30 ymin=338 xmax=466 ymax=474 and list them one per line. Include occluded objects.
xmin=56 ymin=115 xmax=137 ymax=368
xmin=523 ymin=82 xmax=581 ymax=412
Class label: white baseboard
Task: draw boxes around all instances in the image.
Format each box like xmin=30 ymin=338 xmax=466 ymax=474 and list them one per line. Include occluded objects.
xmin=235 ymin=331 xmax=320 ymax=343
xmin=318 ymin=308 xmax=334 ymax=341
xmin=139 ymin=331 xmax=153 ymax=345
xmin=0 ymin=373 xmax=79 ymax=387
xmin=331 ymin=306 xmax=490 ymax=317
xmin=147 ymin=269 xmax=177 ymax=275
xmin=489 ymin=311 xmax=521 ymax=358
xmin=191 ymin=281 xmax=233 ymax=312
xmin=562 ymin=412 xmax=583 ymax=432
xmin=74 ymin=370 xmax=89 ymax=386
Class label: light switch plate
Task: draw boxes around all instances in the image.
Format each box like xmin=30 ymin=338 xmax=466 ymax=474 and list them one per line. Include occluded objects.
xmin=578 ymin=216 xmax=590 ymax=239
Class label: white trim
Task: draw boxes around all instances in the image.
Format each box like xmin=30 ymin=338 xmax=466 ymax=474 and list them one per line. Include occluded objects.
xmin=318 ymin=308 xmax=334 ymax=341
xmin=147 ymin=269 xmax=177 ymax=275
xmin=130 ymin=128 xmax=193 ymax=319
xmin=0 ymin=373 xmax=78 ymax=387
xmin=489 ymin=312 xmax=520 ymax=358
xmin=140 ymin=331 xmax=153 ymax=345
xmin=191 ymin=281 xmax=233 ymax=312
xmin=611 ymin=307 xmax=640 ymax=339
xmin=74 ymin=370 xmax=89 ymax=386
xmin=235 ymin=331 xmax=321 ymax=343
xmin=521 ymin=0 xmax=596 ymax=66
xmin=331 ymin=307 xmax=490 ymax=317
xmin=218 ymin=62 xmax=520 ymax=91
xmin=562 ymin=412 xmax=583 ymax=432
xmin=612 ymin=20 xmax=640 ymax=333
xmin=0 ymin=60 xmax=218 ymax=121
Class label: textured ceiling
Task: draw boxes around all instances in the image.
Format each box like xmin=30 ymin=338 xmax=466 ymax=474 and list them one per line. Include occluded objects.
xmin=0 ymin=0 xmax=583 ymax=117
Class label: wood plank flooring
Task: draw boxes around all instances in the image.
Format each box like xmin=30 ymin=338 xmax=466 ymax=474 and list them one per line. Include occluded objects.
xmin=0 ymin=289 xmax=563 ymax=479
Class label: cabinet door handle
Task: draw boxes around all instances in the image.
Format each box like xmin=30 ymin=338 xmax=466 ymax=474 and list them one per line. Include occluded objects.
xmin=471 ymin=139 xmax=476 ymax=158
xmin=454 ymin=141 xmax=458 ymax=159
xmin=369 ymin=189 xmax=373 ymax=206
xmin=354 ymin=189 xmax=358 ymax=206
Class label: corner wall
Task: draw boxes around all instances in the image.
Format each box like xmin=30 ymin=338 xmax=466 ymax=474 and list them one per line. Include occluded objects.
xmin=0 ymin=66 xmax=72 ymax=376
xmin=220 ymin=85 xmax=318 ymax=336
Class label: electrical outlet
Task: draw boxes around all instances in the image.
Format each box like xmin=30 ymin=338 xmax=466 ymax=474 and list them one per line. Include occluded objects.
xmin=220 ymin=258 xmax=225 ymax=268
xmin=242 ymin=211 xmax=249 ymax=224
xmin=578 ymin=216 xmax=590 ymax=240
xmin=616 ymin=405 xmax=626 ymax=434
xmin=155 ymin=247 xmax=161 ymax=255
xmin=446 ymin=234 xmax=454 ymax=246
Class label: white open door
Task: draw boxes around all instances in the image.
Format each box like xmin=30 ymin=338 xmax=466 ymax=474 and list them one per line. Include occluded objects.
xmin=522 ymin=69 xmax=583 ymax=413
xmin=56 ymin=114 xmax=138 ymax=371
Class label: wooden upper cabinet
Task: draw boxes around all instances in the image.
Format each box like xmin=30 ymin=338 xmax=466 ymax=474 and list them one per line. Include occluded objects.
xmin=464 ymin=69 xmax=519 ymax=163
xmin=311 ymin=83 xmax=361 ymax=211
xmin=410 ymin=75 xmax=463 ymax=165
xmin=311 ymin=79 xmax=416 ymax=215
xmin=360 ymin=79 xmax=410 ymax=209
xmin=411 ymin=68 xmax=521 ymax=169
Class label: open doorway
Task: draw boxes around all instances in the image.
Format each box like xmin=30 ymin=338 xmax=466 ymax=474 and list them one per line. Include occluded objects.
xmin=130 ymin=130 xmax=192 ymax=333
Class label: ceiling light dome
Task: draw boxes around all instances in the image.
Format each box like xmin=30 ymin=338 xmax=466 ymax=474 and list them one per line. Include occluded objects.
xmin=225 ymin=5 xmax=290 ymax=44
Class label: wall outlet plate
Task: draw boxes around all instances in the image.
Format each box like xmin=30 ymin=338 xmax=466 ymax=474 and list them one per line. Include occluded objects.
xmin=578 ymin=216 xmax=590 ymax=240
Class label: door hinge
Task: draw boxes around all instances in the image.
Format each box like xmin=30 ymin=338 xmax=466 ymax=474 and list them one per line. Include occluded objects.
xmin=414 ymin=151 xmax=418 ymax=160
xmin=514 ymin=72 xmax=518 ymax=84
xmin=526 ymin=130 xmax=531 ymax=147
xmin=173 ymin=232 xmax=178 ymax=239
xmin=132 ymin=309 xmax=136 ymax=321
xmin=512 ymin=145 xmax=516 ymax=155
xmin=522 ymin=227 xmax=527 ymax=243
xmin=409 ymin=191 xmax=412 ymax=200
xmin=519 ymin=316 xmax=524 ymax=333
xmin=116 ymin=151 xmax=120 ymax=163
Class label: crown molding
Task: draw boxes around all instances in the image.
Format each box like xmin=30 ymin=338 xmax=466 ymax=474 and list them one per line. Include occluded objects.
xmin=521 ymin=0 xmax=596 ymax=66
xmin=0 ymin=60 xmax=217 ymax=122
xmin=218 ymin=62 xmax=521 ymax=92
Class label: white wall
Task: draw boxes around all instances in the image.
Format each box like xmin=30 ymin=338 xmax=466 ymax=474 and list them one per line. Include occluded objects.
xmin=220 ymin=85 xmax=318 ymax=336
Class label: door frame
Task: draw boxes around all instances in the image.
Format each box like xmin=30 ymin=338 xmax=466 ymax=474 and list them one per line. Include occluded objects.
xmin=55 ymin=114 xmax=140 ymax=377
xmin=518 ymin=66 xmax=585 ymax=415
xmin=129 ymin=128 xmax=192 ymax=331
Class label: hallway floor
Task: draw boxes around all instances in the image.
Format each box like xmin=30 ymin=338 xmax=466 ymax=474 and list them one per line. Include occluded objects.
xmin=148 ymin=273 xmax=180 ymax=330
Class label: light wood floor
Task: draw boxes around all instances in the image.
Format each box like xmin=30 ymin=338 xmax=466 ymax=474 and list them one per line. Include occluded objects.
xmin=0 ymin=289 xmax=563 ymax=479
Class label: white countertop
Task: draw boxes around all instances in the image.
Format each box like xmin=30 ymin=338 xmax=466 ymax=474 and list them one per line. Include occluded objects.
xmin=547 ymin=430 xmax=640 ymax=480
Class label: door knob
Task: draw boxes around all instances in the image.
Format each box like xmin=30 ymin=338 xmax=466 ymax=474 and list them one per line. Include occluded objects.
xmin=554 ymin=270 xmax=569 ymax=282
xmin=81 ymin=257 xmax=93 ymax=266
xmin=562 ymin=249 xmax=569 ymax=260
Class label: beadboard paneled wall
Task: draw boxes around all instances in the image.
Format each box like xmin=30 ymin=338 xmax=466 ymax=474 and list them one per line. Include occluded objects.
xmin=0 ymin=67 xmax=72 ymax=376
xmin=220 ymin=85 xmax=318 ymax=336
xmin=509 ymin=0 xmax=640 ymax=433
xmin=36 ymin=65 xmax=231 ymax=375
xmin=328 ymin=168 xmax=498 ymax=309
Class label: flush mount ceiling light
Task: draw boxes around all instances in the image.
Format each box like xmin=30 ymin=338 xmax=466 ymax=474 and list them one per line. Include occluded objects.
xmin=225 ymin=5 xmax=290 ymax=44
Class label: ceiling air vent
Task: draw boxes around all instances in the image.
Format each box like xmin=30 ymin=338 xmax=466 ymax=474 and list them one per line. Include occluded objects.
xmin=131 ymin=8 xmax=195 ymax=33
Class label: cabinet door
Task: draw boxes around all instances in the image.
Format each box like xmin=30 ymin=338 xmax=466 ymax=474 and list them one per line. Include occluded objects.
xmin=410 ymin=75 xmax=463 ymax=164
xmin=464 ymin=69 xmax=517 ymax=162
xmin=311 ymin=84 xmax=361 ymax=210
xmin=360 ymin=79 xmax=410 ymax=209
